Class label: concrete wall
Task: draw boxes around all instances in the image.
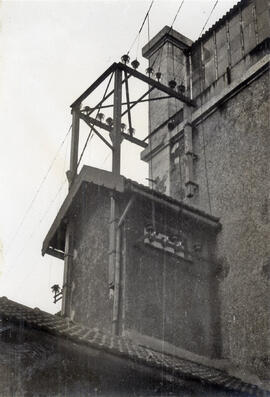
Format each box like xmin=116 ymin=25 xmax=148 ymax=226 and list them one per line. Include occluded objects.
xmin=189 ymin=71 xmax=270 ymax=377
xmin=192 ymin=0 xmax=270 ymax=102
xmin=65 ymin=183 xmax=220 ymax=358
xmin=143 ymin=29 xmax=190 ymax=195
xmin=142 ymin=0 xmax=270 ymax=379
xmin=122 ymin=197 xmax=220 ymax=358
xmin=68 ymin=184 xmax=113 ymax=331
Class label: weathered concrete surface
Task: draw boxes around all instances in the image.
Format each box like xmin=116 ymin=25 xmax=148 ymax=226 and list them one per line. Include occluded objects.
xmin=191 ymin=0 xmax=270 ymax=100
xmin=68 ymin=184 xmax=113 ymax=331
xmin=189 ymin=70 xmax=270 ymax=378
xmin=122 ymin=197 xmax=220 ymax=358
xmin=142 ymin=27 xmax=190 ymax=195
xmin=62 ymin=179 xmax=221 ymax=358
xmin=142 ymin=0 xmax=270 ymax=379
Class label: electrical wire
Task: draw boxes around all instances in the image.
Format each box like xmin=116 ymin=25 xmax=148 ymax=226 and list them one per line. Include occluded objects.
xmin=127 ymin=0 xmax=154 ymax=56
xmin=151 ymin=0 xmax=185 ymax=70
xmin=199 ymin=0 xmax=219 ymax=38
xmin=170 ymin=0 xmax=185 ymax=29
xmin=5 ymin=177 xmax=68 ymax=278
xmin=5 ymin=136 xmax=70 ymax=276
xmin=6 ymin=124 xmax=72 ymax=253
xmin=7 ymin=67 xmax=116 ymax=288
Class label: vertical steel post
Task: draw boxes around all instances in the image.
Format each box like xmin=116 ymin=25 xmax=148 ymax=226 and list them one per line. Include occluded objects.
xmin=68 ymin=106 xmax=80 ymax=187
xmin=112 ymin=226 xmax=121 ymax=335
xmin=109 ymin=67 xmax=122 ymax=334
xmin=108 ymin=194 xmax=118 ymax=291
xmin=61 ymin=222 xmax=73 ymax=317
xmin=61 ymin=105 xmax=80 ymax=317
xmin=112 ymin=68 xmax=122 ymax=177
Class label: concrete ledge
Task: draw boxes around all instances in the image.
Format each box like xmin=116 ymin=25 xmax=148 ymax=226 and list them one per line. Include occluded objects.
xmin=192 ymin=54 xmax=270 ymax=126
xmin=142 ymin=26 xmax=193 ymax=59
xmin=141 ymin=54 xmax=270 ymax=161
xmin=42 ymin=166 xmax=124 ymax=257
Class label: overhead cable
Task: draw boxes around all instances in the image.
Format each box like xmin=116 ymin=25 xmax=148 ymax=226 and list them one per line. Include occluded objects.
xmin=170 ymin=0 xmax=185 ymax=29
xmin=151 ymin=0 xmax=185 ymax=70
xmin=6 ymin=177 xmax=68 ymax=279
xmin=199 ymin=0 xmax=219 ymax=38
xmin=6 ymin=124 xmax=72 ymax=253
xmin=127 ymin=0 xmax=154 ymax=56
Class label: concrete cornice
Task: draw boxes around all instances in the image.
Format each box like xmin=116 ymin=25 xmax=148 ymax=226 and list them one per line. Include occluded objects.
xmin=142 ymin=26 xmax=193 ymax=59
xmin=141 ymin=55 xmax=270 ymax=161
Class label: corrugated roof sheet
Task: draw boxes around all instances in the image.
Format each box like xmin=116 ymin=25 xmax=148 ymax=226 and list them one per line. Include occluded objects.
xmin=0 ymin=297 xmax=269 ymax=396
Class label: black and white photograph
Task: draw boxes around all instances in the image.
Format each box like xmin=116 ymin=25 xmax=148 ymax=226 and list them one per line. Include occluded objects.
xmin=0 ymin=0 xmax=269 ymax=395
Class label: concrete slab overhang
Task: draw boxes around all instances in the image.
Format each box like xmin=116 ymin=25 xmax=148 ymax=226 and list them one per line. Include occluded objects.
xmin=142 ymin=25 xmax=193 ymax=59
xmin=42 ymin=165 xmax=221 ymax=260
xmin=41 ymin=166 xmax=124 ymax=259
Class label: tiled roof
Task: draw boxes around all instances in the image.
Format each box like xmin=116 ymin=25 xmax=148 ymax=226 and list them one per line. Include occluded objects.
xmin=0 ymin=297 xmax=269 ymax=397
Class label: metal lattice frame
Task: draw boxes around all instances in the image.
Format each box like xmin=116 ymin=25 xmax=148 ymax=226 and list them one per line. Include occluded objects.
xmin=68 ymin=61 xmax=196 ymax=186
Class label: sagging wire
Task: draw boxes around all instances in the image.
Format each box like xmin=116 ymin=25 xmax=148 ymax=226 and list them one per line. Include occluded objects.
xmin=6 ymin=124 xmax=72 ymax=254
xmin=151 ymin=0 xmax=185 ymax=71
xmin=127 ymin=0 xmax=155 ymax=57
xmin=5 ymin=177 xmax=68 ymax=278
xmin=199 ymin=0 xmax=219 ymax=38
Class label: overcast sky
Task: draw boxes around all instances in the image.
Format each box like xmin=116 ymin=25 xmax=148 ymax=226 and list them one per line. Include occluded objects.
xmin=0 ymin=0 xmax=239 ymax=314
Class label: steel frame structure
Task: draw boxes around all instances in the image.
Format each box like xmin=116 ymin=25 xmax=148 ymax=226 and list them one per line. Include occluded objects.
xmin=68 ymin=61 xmax=196 ymax=187
xmin=63 ymin=62 xmax=196 ymax=330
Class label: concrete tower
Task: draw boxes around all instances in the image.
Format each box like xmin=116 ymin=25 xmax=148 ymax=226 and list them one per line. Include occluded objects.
xmin=141 ymin=0 xmax=270 ymax=379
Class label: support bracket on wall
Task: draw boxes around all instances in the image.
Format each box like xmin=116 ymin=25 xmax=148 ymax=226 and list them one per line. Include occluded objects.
xmin=183 ymin=105 xmax=198 ymax=198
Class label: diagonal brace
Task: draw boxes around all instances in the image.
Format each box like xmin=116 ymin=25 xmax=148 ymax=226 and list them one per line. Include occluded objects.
xmin=80 ymin=113 xmax=147 ymax=149
xmin=80 ymin=113 xmax=113 ymax=150
xmin=124 ymin=71 xmax=133 ymax=134
xmin=118 ymin=62 xmax=196 ymax=107
xmin=121 ymin=86 xmax=155 ymax=117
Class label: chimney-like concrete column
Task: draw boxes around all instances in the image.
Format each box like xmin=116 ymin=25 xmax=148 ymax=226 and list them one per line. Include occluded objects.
xmin=141 ymin=26 xmax=193 ymax=196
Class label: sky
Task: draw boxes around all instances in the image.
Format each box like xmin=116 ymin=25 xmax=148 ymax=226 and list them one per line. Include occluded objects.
xmin=0 ymin=0 xmax=239 ymax=314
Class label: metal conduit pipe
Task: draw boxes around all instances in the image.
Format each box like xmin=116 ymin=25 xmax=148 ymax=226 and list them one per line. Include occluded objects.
xmin=112 ymin=196 xmax=135 ymax=335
